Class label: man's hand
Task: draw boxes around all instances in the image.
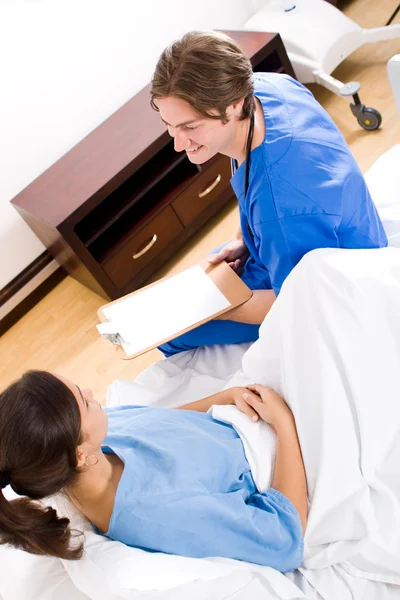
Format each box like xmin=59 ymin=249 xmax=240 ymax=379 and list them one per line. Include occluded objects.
xmin=208 ymin=238 xmax=250 ymax=275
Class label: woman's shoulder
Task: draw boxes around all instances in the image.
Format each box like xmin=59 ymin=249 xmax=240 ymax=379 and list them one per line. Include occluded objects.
xmin=103 ymin=404 xmax=152 ymax=440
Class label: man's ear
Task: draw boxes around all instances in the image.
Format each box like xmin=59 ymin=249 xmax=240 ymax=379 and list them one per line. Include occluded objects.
xmin=230 ymin=98 xmax=245 ymax=118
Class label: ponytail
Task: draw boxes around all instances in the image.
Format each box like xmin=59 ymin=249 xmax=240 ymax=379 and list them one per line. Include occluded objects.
xmin=0 ymin=371 xmax=85 ymax=559
xmin=0 ymin=489 xmax=83 ymax=559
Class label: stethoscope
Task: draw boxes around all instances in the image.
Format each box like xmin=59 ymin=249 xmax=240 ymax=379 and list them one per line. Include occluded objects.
xmin=230 ymin=110 xmax=255 ymax=240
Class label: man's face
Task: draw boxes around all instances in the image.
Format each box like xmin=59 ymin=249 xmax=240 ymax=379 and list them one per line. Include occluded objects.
xmin=155 ymin=96 xmax=238 ymax=164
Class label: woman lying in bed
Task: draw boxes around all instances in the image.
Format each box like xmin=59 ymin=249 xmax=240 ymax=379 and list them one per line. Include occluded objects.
xmin=0 ymin=371 xmax=307 ymax=573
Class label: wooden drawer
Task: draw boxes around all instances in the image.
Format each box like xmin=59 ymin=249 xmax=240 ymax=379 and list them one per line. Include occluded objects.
xmin=172 ymin=155 xmax=232 ymax=226
xmin=102 ymin=205 xmax=184 ymax=289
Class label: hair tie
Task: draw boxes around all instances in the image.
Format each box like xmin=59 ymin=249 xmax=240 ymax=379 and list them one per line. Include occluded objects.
xmin=0 ymin=470 xmax=11 ymax=490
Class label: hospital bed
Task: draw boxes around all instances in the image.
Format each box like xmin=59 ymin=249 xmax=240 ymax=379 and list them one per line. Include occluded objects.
xmin=1 ymin=56 xmax=400 ymax=600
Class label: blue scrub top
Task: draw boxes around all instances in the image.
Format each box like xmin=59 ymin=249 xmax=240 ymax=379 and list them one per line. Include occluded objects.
xmin=100 ymin=405 xmax=303 ymax=572
xmin=231 ymin=73 xmax=388 ymax=295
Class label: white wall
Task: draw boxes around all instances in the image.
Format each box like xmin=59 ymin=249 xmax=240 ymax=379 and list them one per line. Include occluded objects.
xmin=0 ymin=0 xmax=264 ymax=289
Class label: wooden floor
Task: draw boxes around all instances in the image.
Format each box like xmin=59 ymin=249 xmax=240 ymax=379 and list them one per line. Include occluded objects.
xmin=1 ymin=0 xmax=399 ymax=403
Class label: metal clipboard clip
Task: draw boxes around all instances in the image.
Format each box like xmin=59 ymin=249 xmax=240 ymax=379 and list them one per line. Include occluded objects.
xmin=96 ymin=321 xmax=127 ymax=346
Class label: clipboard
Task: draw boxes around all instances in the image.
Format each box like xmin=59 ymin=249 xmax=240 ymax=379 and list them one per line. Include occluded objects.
xmin=97 ymin=258 xmax=252 ymax=360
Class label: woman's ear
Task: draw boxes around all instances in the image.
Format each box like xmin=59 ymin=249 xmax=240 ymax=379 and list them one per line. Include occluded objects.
xmin=76 ymin=447 xmax=87 ymax=469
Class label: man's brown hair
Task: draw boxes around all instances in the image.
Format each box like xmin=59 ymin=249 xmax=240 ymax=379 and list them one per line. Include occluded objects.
xmin=150 ymin=30 xmax=255 ymax=123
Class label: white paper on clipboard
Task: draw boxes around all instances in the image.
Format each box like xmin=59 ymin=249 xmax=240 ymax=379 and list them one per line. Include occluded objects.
xmin=101 ymin=265 xmax=231 ymax=357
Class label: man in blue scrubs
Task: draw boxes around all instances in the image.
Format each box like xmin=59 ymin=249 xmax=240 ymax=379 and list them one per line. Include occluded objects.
xmin=151 ymin=31 xmax=387 ymax=356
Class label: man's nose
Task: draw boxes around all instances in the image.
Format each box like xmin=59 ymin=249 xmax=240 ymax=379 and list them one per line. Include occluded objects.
xmin=173 ymin=129 xmax=190 ymax=152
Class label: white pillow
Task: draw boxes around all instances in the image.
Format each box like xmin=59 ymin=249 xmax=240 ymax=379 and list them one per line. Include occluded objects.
xmin=0 ymin=544 xmax=89 ymax=600
xmin=364 ymin=144 xmax=400 ymax=247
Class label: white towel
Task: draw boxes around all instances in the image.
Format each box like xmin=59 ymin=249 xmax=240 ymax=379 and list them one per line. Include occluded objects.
xmin=211 ymin=404 xmax=276 ymax=493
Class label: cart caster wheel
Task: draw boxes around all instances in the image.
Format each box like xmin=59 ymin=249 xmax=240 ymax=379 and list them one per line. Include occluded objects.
xmin=357 ymin=107 xmax=382 ymax=131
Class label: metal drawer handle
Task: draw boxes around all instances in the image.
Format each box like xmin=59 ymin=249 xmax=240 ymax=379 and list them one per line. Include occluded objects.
xmin=198 ymin=174 xmax=222 ymax=198
xmin=133 ymin=234 xmax=157 ymax=259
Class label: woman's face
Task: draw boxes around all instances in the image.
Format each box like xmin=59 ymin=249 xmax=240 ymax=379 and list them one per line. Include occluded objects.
xmin=57 ymin=375 xmax=108 ymax=454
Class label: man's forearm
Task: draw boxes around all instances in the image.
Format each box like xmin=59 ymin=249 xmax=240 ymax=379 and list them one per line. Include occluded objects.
xmin=215 ymin=289 xmax=276 ymax=324
xmin=272 ymin=417 xmax=308 ymax=535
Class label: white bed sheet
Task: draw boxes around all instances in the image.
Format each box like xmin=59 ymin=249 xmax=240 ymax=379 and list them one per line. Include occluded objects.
xmin=105 ymin=247 xmax=400 ymax=600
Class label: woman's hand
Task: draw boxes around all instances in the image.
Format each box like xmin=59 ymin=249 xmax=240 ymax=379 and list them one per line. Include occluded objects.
xmin=225 ymin=387 xmax=270 ymax=421
xmin=239 ymin=384 xmax=294 ymax=430
xmin=208 ymin=237 xmax=250 ymax=275
xmin=178 ymin=387 xmax=259 ymax=414
xmin=178 ymin=385 xmax=292 ymax=427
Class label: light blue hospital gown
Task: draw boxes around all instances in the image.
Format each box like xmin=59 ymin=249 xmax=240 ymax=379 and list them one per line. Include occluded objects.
xmin=99 ymin=405 xmax=304 ymax=573
xmin=159 ymin=73 xmax=387 ymax=356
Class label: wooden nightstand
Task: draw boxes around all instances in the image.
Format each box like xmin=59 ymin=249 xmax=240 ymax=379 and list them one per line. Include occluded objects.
xmin=11 ymin=32 xmax=295 ymax=300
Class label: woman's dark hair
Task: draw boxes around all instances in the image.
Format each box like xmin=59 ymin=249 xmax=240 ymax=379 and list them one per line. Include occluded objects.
xmin=0 ymin=370 xmax=84 ymax=559
xmin=151 ymin=30 xmax=255 ymax=123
